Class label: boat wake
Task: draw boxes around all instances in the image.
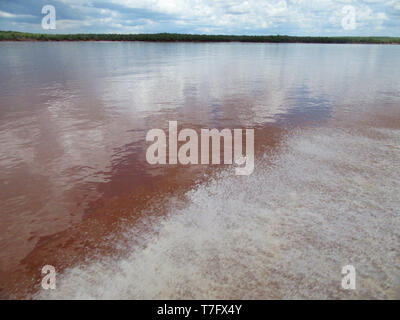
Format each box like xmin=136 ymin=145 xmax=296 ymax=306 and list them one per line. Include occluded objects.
xmin=36 ymin=125 xmax=400 ymax=299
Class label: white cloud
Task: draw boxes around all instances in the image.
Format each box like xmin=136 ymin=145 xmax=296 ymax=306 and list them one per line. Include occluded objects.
xmin=0 ymin=0 xmax=398 ymax=35
xmin=0 ymin=10 xmax=34 ymax=19
xmin=104 ymin=0 xmax=396 ymax=34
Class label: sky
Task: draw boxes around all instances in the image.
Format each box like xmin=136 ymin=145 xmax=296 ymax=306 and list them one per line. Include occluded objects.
xmin=0 ymin=0 xmax=399 ymax=36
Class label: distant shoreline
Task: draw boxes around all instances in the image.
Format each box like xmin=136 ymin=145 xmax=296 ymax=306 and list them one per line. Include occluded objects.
xmin=1 ymin=31 xmax=399 ymax=44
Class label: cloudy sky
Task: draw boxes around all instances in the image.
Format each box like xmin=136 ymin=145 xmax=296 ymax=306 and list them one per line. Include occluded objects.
xmin=0 ymin=0 xmax=399 ymax=36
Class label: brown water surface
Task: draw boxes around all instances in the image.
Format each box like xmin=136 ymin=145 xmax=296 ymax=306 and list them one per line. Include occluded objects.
xmin=0 ymin=42 xmax=399 ymax=299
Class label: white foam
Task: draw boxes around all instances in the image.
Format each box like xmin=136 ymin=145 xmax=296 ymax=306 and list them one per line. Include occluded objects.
xmin=36 ymin=126 xmax=400 ymax=299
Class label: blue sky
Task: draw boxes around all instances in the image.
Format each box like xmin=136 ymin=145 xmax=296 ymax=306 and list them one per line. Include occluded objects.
xmin=0 ymin=0 xmax=399 ymax=36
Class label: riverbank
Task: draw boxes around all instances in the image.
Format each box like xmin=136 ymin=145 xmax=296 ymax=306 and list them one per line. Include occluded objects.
xmin=1 ymin=31 xmax=400 ymax=44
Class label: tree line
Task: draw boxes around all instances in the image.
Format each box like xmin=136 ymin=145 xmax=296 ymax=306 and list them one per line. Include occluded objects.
xmin=1 ymin=31 xmax=399 ymax=44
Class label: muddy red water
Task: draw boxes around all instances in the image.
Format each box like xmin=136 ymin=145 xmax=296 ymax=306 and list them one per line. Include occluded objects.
xmin=0 ymin=42 xmax=399 ymax=299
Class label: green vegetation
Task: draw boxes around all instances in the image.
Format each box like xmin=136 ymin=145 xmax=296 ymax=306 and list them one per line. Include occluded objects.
xmin=1 ymin=30 xmax=399 ymax=44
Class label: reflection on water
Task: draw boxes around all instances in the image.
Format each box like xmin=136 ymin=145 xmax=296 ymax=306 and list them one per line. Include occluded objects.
xmin=0 ymin=42 xmax=399 ymax=298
